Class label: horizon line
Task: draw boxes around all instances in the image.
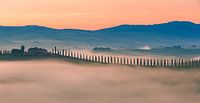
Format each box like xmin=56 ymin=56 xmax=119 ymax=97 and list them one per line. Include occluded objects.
xmin=0 ymin=20 xmax=199 ymax=31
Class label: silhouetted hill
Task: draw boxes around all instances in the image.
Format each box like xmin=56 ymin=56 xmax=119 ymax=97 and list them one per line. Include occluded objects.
xmin=97 ymin=21 xmax=200 ymax=34
xmin=0 ymin=21 xmax=200 ymax=49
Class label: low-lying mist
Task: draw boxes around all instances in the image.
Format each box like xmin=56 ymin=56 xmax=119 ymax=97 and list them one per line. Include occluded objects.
xmin=0 ymin=60 xmax=200 ymax=103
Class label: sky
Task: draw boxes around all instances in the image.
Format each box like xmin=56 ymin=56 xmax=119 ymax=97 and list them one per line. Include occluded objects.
xmin=0 ymin=0 xmax=200 ymax=30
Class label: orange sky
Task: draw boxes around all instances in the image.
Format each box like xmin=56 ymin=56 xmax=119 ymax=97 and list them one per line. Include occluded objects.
xmin=0 ymin=0 xmax=200 ymax=30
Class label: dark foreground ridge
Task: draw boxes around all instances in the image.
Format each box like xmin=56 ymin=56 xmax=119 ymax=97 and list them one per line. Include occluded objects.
xmin=0 ymin=45 xmax=200 ymax=68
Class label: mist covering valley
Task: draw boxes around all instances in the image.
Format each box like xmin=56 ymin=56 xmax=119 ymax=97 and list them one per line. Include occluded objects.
xmin=0 ymin=60 xmax=200 ymax=103
xmin=1 ymin=0 xmax=200 ymax=102
xmin=0 ymin=21 xmax=200 ymax=103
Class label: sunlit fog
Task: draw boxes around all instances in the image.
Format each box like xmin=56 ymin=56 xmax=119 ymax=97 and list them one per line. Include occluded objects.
xmin=0 ymin=60 xmax=200 ymax=103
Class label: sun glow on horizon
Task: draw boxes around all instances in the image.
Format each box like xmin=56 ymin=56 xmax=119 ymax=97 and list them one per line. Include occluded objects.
xmin=0 ymin=0 xmax=200 ymax=30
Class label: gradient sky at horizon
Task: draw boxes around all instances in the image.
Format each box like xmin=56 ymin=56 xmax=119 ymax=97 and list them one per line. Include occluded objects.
xmin=0 ymin=0 xmax=200 ymax=30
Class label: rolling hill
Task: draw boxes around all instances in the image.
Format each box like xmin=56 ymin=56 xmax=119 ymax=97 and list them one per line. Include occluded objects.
xmin=0 ymin=21 xmax=200 ymax=49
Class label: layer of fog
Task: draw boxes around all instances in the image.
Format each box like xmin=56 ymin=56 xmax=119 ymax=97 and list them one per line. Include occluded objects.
xmin=0 ymin=60 xmax=200 ymax=103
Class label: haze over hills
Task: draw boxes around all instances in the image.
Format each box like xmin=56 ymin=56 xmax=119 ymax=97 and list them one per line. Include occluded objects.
xmin=0 ymin=21 xmax=200 ymax=49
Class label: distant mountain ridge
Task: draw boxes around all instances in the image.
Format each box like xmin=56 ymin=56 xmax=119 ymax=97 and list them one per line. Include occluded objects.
xmin=0 ymin=21 xmax=199 ymax=29
xmin=97 ymin=21 xmax=200 ymax=33
xmin=0 ymin=21 xmax=200 ymax=49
